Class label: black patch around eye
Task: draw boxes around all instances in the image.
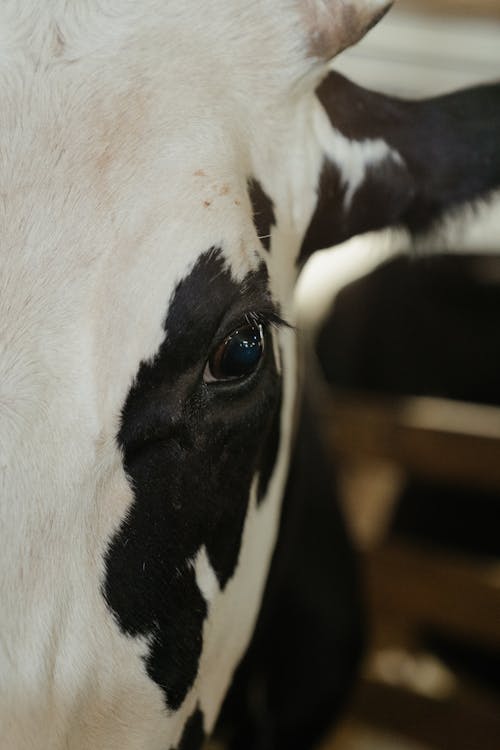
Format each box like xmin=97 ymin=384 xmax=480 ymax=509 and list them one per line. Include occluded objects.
xmin=103 ymin=247 xmax=283 ymax=711
xmin=248 ymin=178 xmax=276 ymax=252
xmin=170 ymin=707 xmax=205 ymax=750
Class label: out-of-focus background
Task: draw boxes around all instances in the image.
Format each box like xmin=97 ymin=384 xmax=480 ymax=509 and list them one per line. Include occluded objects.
xmin=334 ymin=0 xmax=500 ymax=97
xmin=297 ymin=1 xmax=500 ymax=749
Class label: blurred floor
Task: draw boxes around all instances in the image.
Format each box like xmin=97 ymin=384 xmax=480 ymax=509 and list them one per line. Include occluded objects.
xmin=320 ymin=722 xmax=432 ymax=750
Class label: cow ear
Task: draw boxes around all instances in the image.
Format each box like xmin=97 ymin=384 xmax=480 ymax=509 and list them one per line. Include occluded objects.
xmin=301 ymin=0 xmax=393 ymax=61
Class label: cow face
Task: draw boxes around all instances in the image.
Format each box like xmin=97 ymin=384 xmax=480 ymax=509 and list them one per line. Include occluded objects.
xmin=0 ymin=2 xmax=391 ymax=748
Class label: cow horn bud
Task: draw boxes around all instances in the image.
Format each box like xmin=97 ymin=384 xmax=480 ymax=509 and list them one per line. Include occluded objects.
xmin=303 ymin=0 xmax=393 ymax=60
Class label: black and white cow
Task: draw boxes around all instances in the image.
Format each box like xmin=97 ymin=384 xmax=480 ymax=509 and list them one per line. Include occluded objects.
xmin=221 ymin=65 xmax=500 ymax=750
xmin=1 ymin=1 xmax=499 ymax=748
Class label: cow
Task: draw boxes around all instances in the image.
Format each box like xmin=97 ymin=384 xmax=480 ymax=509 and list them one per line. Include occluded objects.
xmin=1 ymin=1 xmax=499 ymax=749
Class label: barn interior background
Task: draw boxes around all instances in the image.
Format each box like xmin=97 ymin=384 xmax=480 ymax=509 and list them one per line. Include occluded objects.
xmin=296 ymin=1 xmax=500 ymax=749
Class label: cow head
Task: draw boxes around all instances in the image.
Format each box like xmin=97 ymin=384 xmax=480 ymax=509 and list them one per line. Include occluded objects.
xmin=3 ymin=0 xmax=499 ymax=746
xmin=14 ymin=0 xmax=493 ymax=747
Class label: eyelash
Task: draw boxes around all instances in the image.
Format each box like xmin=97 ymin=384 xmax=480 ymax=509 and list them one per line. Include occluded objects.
xmin=244 ymin=310 xmax=292 ymax=331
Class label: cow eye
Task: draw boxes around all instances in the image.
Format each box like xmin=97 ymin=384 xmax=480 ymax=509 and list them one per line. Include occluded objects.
xmin=205 ymin=321 xmax=265 ymax=382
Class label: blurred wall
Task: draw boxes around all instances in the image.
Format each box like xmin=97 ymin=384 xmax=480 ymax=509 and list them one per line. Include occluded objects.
xmin=333 ymin=0 xmax=500 ymax=96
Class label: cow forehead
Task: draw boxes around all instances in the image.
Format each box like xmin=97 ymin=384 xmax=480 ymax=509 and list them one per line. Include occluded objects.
xmin=0 ymin=54 xmax=255 ymax=256
xmin=0 ymin=57 xmax=275 ymax=423
xmin=0 ymin=0 xmax=312 ymax=204
xmin=0 ymin=0 xmax=304 ymax=292
xmin=0 ymin=0 xmax=307 ymax=121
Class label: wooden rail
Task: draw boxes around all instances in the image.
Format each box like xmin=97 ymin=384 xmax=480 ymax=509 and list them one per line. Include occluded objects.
xmin=366 ymin=540 xmax=500 ymax=652
xmin=316 ymin=387 xmax=500 ymax=748
xmin=319 ymin=389 xmax=500 ymax=491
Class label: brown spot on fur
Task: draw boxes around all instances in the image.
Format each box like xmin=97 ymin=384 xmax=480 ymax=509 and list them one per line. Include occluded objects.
xmin=90 ymin=83 xmax=153 ymax=203
xmin=234 ymin=199 xmax=241 ymax=206
xmin=194 ymin=169 xmax=206 ymax=177
xmin=203 ymin=200 xmax=211 ymax=207
xmin=96 ymin=144 xmax=114 ymax=177
xmin=52 ymin=25 xmax=65 ymax=57
xmin=218 ymin=184 xmax=230 ymax=195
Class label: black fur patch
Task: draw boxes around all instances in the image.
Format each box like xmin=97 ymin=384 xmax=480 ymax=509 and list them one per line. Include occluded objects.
xmin=171 ymin=707 xmax=205 ymax=750
xmin=248 ymin=178 xmax=276 ymax=251
xmin=300 ymin=72 xmax=500 ymax=260
xmin=104 ymin=248 xmax=282 ymax=710
xmin=299 ymin=157 xmax=414 ymax=263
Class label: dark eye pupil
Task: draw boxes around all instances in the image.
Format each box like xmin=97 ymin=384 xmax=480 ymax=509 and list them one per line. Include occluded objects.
xmin=209 ymin=323 xmax=264 ymax=380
